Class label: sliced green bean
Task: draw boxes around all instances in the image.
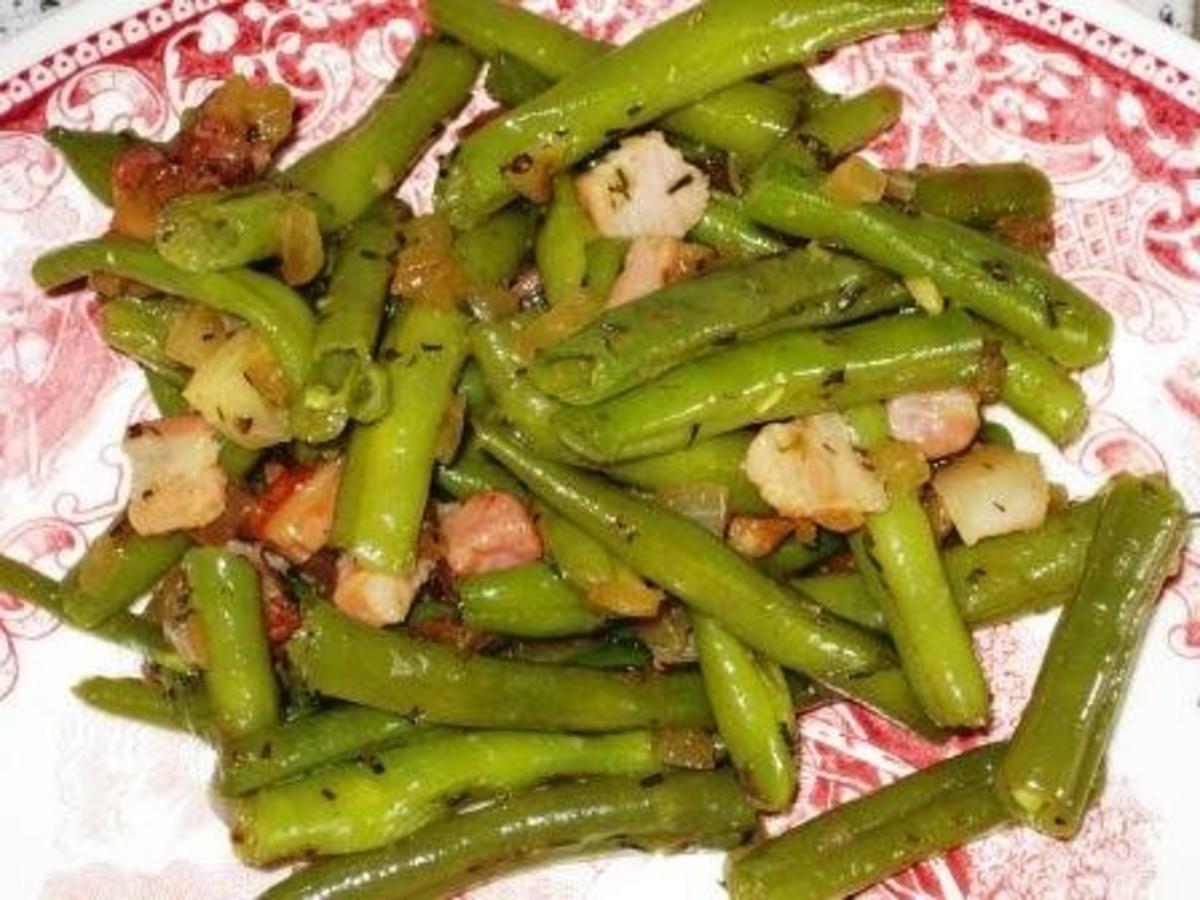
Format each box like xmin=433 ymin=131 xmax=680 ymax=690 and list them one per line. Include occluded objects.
xmin=332 ymin=304 xmax=468 ymax=574
xmin=219 ymin=706 xmax=452 ymax=797
xmin=45 ymin=126 xmax=141 ymax=206
xmin=910 ymin=163 xmax=1053 ymax=228
xmin=605 ymin=431 xmax=770 ymax=517
xmin=72 ymin=675 xmax=210 ymax=734
xmin=536 ymin=172 xmax=593 ymax=307
xmin=287 ymin=600 xmax=713 ymax=731
xmin=998 ymin=475 xmax=1187 ymax=838
xmin=530 ymin=248 xmax=884 ymax=405
xmin=292 ymin=200 xmax=400 ymax=444
xmin=689 ymin=193 xmax=791 ymax=259
xmin=552 ymin=309 xmax=988 ymax=463
xmin=459 ymin=562 xmax=608 ymax=638
xmin=33 ymin=237 xmax=314 ymax=390
xmin=437 ymin=0 xmax=945 ymax=227
xmin=184 ymin=548 xmax=279 ymax=738
xmin=694 ymin=614 xmax=795 ymax=811
xmin=745 ymin=162 xmax=1112 ymax=368
xmin=101 ymin=295 xmax=187 ymax=385
xmin=984 ymin=323 xmax=1088 ymax=445
xmin=262 ymin=771 xmax=757 ymax=900
xmin=728 ymin=743 xmax=1009 ymax=900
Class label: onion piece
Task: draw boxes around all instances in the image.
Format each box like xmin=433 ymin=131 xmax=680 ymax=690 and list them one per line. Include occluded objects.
xmin=931 ymin=444 xmax=1049 ymax=545
xmin=183 ymin=328 xmax=290 ymax=448
xmin=904 ymin=275 xmax=944 ymax=314
xmin=634 ymin=602 xmax=694 ymax=666
xmin=164 ymin=303 xmax=227 ymax=368
xmin=655 ymin=482 xmax=729 ymax=536
xmin=278 ymin=199 xmax=325 ymax=286
xmin=651 ymin=728 xmax=717 ymax=770
xmin=726 ymin=515 xmax=795 ymax=558
xmin=823 ymin=156 xmax=888 ymax=205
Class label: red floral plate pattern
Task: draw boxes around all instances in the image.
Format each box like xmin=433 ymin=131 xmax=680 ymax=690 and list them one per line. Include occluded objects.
xmin=0 ymin=1 xmax=1197 ymax=897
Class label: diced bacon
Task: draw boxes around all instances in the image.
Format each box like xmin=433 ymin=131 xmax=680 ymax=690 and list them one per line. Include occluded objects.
xmin=250 ymin=461 xmax=342 ymax=563
xmin=333 ymin=556 xmax=433 ymax=628
xmin=605 ymin=236 xmax=713 ymax=308
xmin=886 ymin=388 xmax=981 ymax=460
xmin=726 ymin=515 xmax=795 ymax=558
xmin=438 ymin=490 xmax=543 ymax=578
xmin=932 ymin=444 xmax=1049 ymax=545
xmin=744 ymin=414 xmax=887 ymax=533
xmin=123 ymin=414 xmax=227 ymax=536
xmin=576 ymin=131 xmax=709 ymax=239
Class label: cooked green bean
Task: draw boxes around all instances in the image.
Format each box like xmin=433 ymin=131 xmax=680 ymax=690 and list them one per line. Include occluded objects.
xmin=530 ymin=248 xmax=885 ymax=405
xmin=475 ymin=425 xmax=895 ymax=681
xmin=605 ymin=431 xmax=771 ymax=516
xmin=727 ymin=743 xmax=1009 ymax=900
xmin=745 ymin=162 xmax=1112 ymax=368
xmin=500 ymin=634 xmax=653 ymax=671
xmin=998 ymin=475 xmax=1187 ymax=838
xmin=332 ymin=304 xmax=468 ymax=574
xmin=435 ymin=437 xmax=525 ymax=501
xmin=219 ymin=706 xmax=452 ymax=797
xmin=184 ymin=548 xmax=279 ymax=738
xmin=984 ymin=323 xmax=1088 ymax=445
xmin=584 ymin=237 xmax=628 ymax=301
xmin=757 ymin=530 xmax=846 ymax=580
xmin=459 ymin=562 xmax=608 ymax=638
xmin=33 ymin=237 xmax=314 ymax=390
xmin=552 ymin=309 xmax=989 ymax=463
xmin=73 ymin=675 xmax=210 ymax=734
xmin=768 ymin=84 xmax=902 ymax=172
xmin=536 ymin=172 xmax=593 ymax=307
xmin=292 ymin=200 xmax=399 ymax=444
xmin=101 ymin=295 xmax=187 ymax=385
xmin=453 ymin=203 xmax=538 ymax=292
xmin=486 ymin=51 xmax=554 ymax=106
xmin=689 ymin=193 xmax=791 ymax=259
xmin=287 ymin=600 xmax=713 ymax=731
xmin=45 ymin=126 xmax=141 ymax=206
xmin=262 ymin=771 xmax=757 ymax=900
xmin=438 ymin=0 xmax=945 ymax=227
xmin=694 ymin=614 xmax=795 ymax=811
xmin=233 ymin=730 xmax=669 ymax=863
xmin=910 ymin=163 xmax=1053 ymax=228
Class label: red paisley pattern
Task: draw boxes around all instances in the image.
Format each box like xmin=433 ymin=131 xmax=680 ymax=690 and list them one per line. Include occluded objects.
xmin=1 ymin=2 xmax=1199 ymax=898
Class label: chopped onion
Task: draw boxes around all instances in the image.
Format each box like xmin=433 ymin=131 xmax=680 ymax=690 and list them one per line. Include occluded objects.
xmin=512 ymin=291 xmax=605 ymax=358
xmin=884 ymin=169 xmax=917 ymax=202
xmin=931 ymin=444 xmax=1049 ymax=545
xmin=503 ymin=144 xmax=566 ymax=204
xmin=279 ymin=199 xmax=325 ymax=286
xmin=433 ymin=394 xmax=467 ymax=465
xmin=651 ymin=728 xmax=717 ymax=770
xmin=726 ymin=515 xmax=795 ymax=558
xmin=585 ymin=570 xmax=664 ymax=619
xmin=869 ymin=439 xmax=931 ymax=493
xmin=183 ymin=328 xmax=290 ymax=448
xmin=822 ymin=156 xmax=888 ymax=205
xmin=655 ymin=482 xmax=729 ymax=536
xmin=634 ymin=602 xmax=694 ymax=666
xmin=904 ymin=275 xmax=944 ymax=314
xmin=165 ymin=302 xmax=227 ymax=368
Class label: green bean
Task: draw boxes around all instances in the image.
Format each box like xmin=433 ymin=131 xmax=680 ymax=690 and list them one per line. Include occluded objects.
xmin=536 ymin=173 xmax=593 ymax=307
xmin=234 ymin=729 xmax=669 ymax=863
xmin=998 ymin=475 xmax=1187 ymax=838
xmin=262 ymin=771 xmax=757 ymax=900
xmin=741 ymin=277 xmax=913 ymax=339
xmin=429 ymin=0 xmax=805 ymax=166
xmin=460 ymin=562 xmax=608 ymax=638
xmin=985 ymin=324 xmax=1088 ymax=445
xmin=530 ymin=248 xmax=884 ymax=405
xmin=757 ymin=530 xmax=845 ymax=580
xmin=101 ymin=295 xmax=187 ymax=385
xmin=486 ymin=51 xmax=554 ymax=107
xmin=292 ymin=200 xmax=399 ymax=444
xmin=435 ymin=437 xmax=525 ymax=501
xmin=332 ymin=304 xmax=468 ymax=574
xmin=72 ymin=675 xmax=210 ymax=734
xmin=727 ymin=743 xmax=1009 ymax=900
xmin=694 ymin=614 xmax=795 ymax=811
xmin=288 ymin=600 xmax=713 ymax=731
xmin=437 ymin=0 xmax=945 ymax=227
xmin=605 ymin=431 xmax=771 ymax=516
xmin=978 ymin=419 xmax=1015 ymax=447
xmin=584 ymin=236 xmax=628 ymax=300
xmin=470 ymin=316 xmax=588 ymax=464
xmin=33 ymin=237 xmax=314 ymax=390
xmin=910 ymin=163 xmax=1053 ymax=228
xmin=475 ymin=425 xmax=895 ymax=682
xmin=828 ymin=666 xmax=947 ymax=741
xmin=500 ymin=634 xmax=653 ymax=671
xmin=184 ymin=548 xmax=279 ymax=738
xmin=552 ymin=309 xmax=989 ymax=463
xmin=453 ymin=203 xmax=538 ymax=291
xmin=689 ymin=193 xmax=791 ymax=259
xmin=44 ymin=126 xmax=141 ymax=206
xmin=219 ymin=706 xmax=452 ymax=797
xmin=61 ymin=520 xmax=190 ymax=629
xmin=768 ymin=85 xmax=903 ymax=172
xmin=745 ymin=162 xmax=1112 ymax=368
xmin=156 ymin=187 xmax=334 ymax=273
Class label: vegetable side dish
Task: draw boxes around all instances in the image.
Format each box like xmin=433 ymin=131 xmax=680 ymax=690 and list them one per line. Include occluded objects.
xmin=0 ymin=1 xmax=1188 ymax=898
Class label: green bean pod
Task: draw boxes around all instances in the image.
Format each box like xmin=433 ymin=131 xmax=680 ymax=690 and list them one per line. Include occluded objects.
xmin=475 ymin=425 xmax=895 ymax=681
xmin=530 ymin=248 xmax=884 ymax=405
xmin=689 ymin=193 xmax=791 ymax=259
xmin=757 ymin=530 xmax=846 ymax=580
xmin=232 ymin=730 xmax=668 ymax=863
xmin=694 ymin=614 xmax=796 ymax=811
xmin=998 ymin=475 xmax=1187 ymax=838
xmin=486 ymin=51 xmax=554 ymax=107
xmin=72 ymin=675 xmax=211 ymax=734
xmin=745 ymin=162 xmax=1112 ymax=368
xmin=435 ymin=437 xmax=526 ymax=501
xmin=768 ymin=84 xmax=903 ymax=173
xmin=332 ymin=303 xmax=468 ymax=574
xmin=453 ymin=203 xmax=538 ymax=292
xmin=292 ymin=200 xmax=400 ymax=444
xmin=45 ymin=126 xmax=142 ymax=206
xmin=552 ymin=309 xmax=988 ymax=464
xmin=262 ymin=771 xmax=757 ymax=900
xmin=287 ymin=600 xmax=713 ymax=731
xmin=101 ymin=295 xmax=188 ymax=385
xmin=33 ymin=237 xmax=314 ymax=390
xmin=460 ymin=562 xmax=608 ymax=638
xmin=727 ymin=743 xmax=1009 ymax=900
xmin=605 ymin=431 xmax=771 ymax=517
xmin=536 ymin=172 xmax=594 ymax=307
xmin=909 ymin=163 xmax=1054 ymax=228
xmin=438 ymin=0 xmax=945 ymax=227
xmin=219 ymin=706 xmax=452 ymax=797
xmin=184 ymin=548 xmax=279 ymax=738
xmin=985 ymin=323 xmax=1088 ymax=445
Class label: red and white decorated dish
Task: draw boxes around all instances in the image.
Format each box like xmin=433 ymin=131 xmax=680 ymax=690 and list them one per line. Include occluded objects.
xmin=0 ymin=1 xmax=1198 ymax=897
